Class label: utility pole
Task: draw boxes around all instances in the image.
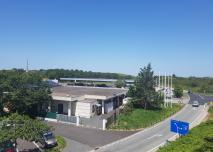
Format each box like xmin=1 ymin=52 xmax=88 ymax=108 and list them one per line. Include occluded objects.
xmin=26 ymin=59 xmax=29 ymax=73
xmin=159 ymin=72 xmax=161 ymax=89
xmin=164 ymin=73 xmax=167 ymax=107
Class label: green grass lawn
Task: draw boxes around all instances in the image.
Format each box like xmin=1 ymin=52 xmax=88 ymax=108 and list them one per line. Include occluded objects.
xmin=158 ymin=106 xmax=213 ymax=152
xmin=109 ymin=104 xmax=183 ymax=130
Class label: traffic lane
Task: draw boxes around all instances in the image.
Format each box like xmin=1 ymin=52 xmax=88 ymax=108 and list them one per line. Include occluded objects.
xmin=97 ymin=105 xmax=204 ymax=152
xmin=188 ymin=93 xmax=205 ymax=105
xmin=140 ymin=105 xmax=204 ymax=152
xmin=141 ymin=105 xmax=202 ymax=152
xmin=189 ymin=93 xmax=213 ymax=105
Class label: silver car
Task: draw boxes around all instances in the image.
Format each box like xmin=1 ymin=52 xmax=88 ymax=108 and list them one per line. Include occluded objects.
xmin=192 ymin=101 xmax=199 ymax=107
xmin=41 ymin=131 xmax=57 ymax=148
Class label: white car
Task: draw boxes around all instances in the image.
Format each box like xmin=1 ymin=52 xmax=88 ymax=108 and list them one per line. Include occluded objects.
xmin=192 ymin=101 xmax=199 ymax=107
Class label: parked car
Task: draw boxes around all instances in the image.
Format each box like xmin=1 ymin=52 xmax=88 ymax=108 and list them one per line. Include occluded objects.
xmin=40 ymin=131 xmax=57 ymax=148
xmin=0 ymin=140 xmax=17 ymax=152
xmin=192 ymin=101 xmax=199 ymax=107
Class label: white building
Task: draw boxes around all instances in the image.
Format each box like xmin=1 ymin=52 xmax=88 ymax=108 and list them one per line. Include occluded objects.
xmin=50 ymin=86 xmax=127 ymax=118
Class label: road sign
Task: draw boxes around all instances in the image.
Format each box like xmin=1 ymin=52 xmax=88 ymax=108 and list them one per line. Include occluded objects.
xmin=170 ymin=120 xmax=189 ymax=136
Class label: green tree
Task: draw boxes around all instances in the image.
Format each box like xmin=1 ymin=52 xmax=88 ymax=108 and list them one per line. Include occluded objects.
xmin=0 ymin=113 xmax=51 ymax=143
xmin=115 ymin=79 xmax=126 ymax=88
xmin=0 ymin=71 xmax=52 ymax=116
xmin=130 ymin=63 xmax=163 ymax=109
xmin=127 ymin=85 xmax=136 ymax=97
xmin=174 ymin=87 xmax=183 ymax=98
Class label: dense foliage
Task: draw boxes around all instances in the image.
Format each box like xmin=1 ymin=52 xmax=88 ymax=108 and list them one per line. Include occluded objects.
xmin=38 ymin=69 xmax=134 ymax=80
xmin=115 ymin=79 xmax=126 ymax=88
xmin=128 ymin=64 xmax=164 ymax=109
xmin=174 ymin=86 xmax=183 ymax=98
xmin=173 ymin=76 xmax=213 ymax=94
xmin=0 ymin=113 xmax=51 ymax=143
xmin=0 ymin=70 xmax=52 ymax=116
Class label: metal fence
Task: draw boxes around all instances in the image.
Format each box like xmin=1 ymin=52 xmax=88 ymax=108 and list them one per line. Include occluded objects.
xmin=105 ymin=108 xmax=120 ymax=128
xmin=46 ymin=112 xmax=57 ymax=119
xmin=57 ymin=114 xmax=77 ymax=124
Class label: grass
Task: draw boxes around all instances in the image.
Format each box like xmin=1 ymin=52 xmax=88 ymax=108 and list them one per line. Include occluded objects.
xmin=158 ymin=106 xmax=213 ymax=152
xmin=46 ymin=136 xmax=66 ymax=152
xmin=207 ymin=105 xmax=213 ymax=120
xmin=109 ymin=104 xmax=183 ymax=130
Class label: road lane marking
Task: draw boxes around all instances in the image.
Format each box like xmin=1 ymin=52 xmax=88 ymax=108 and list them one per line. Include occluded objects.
xmin=146 ymin=134 xmax=163 ymax=140
xmin=33 ymin=141 xmax=43 ymax=152
xmin=198 ymin=95 xmax=204 ymax=100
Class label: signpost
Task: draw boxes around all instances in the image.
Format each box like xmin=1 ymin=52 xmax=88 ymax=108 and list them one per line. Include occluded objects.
xmin=170 ymin=120 xmax=189 ymax=136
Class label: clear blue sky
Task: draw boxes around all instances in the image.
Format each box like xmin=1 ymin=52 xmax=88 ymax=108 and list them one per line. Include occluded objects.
xmin=0 ymin=0 xmax=213 ymax=77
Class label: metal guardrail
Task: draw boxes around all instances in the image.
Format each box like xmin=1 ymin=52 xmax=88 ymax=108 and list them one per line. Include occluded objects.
xmin=57 ymin=114 xmax=77 ymax=124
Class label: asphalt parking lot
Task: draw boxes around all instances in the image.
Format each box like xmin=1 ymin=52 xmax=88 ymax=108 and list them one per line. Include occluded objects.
xmin=48 ymin=121 xmax=137 ymax=151
xmin=17 ymin=139 xmax=40 ymax=152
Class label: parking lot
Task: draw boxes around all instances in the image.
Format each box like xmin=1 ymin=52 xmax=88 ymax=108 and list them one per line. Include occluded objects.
xmin=48 ymin=121 xmax=137 ymax=151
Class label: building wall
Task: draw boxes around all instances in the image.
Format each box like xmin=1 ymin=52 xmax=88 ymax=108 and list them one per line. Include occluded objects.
xmin=51 ymin=100 xmax=69 ymax=115
xmin=75 ymin=102 xmax=92 ymax=118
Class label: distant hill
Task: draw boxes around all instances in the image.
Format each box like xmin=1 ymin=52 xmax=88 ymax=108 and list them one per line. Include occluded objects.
xmin=0 ymin=68 xmax=134 ymax=80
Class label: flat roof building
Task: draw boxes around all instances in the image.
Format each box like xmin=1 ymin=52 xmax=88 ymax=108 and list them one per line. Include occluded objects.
xmin=50 ymin=86 xmax=128 ymax=118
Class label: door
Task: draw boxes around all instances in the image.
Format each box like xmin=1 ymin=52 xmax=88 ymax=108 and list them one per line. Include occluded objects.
xmin=58 ymin=104 xmax=63 ymax=114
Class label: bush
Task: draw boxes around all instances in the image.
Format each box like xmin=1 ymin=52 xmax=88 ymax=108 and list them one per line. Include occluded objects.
xmin=174 ymin=87 xmax=183 ymax=98
xmin=120 ymin=102 xmax=133 ymax=115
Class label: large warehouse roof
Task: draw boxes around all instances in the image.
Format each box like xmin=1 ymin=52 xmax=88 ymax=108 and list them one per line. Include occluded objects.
xmin=60 ymin=78 xmax=134 ymax=83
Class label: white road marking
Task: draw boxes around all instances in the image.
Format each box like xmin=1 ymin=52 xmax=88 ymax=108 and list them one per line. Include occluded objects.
xmin=198 ymin=95 xmax=204 ymax=100
xmin=33 ymin=141 xmax=43 ymax=152
xmin=146 ymin=134 xmax=162 ymax=140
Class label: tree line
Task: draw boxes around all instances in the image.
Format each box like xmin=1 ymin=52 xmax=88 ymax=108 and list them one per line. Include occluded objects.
xmin=38 ymin=69 xmax=134 ymax=80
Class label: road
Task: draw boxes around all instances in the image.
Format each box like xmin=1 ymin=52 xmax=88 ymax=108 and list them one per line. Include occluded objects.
xmin=94 ymin=94 xmax=209 ymax=152
xmin=189 ymin=93 xmax=213 ymax=105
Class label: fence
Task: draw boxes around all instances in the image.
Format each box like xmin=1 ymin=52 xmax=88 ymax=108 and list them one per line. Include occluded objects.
xmin=105 ymin=108 xmax=120 ymax=128
xmin=46 ymin=112 xmax=57 ymax=119
xmin=57 ymin=114 xmax=77 ymax=124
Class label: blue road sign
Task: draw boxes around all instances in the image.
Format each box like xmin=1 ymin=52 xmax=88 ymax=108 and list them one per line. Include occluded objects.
xmin=170 ymin=120 xmax=189 ymax=136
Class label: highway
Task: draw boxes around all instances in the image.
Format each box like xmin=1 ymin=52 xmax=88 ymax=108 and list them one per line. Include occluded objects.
xmin=95 ymin=94 xmax=210 ymax=152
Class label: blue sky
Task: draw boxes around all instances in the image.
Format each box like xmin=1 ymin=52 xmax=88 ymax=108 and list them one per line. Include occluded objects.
xmin=0 ymin=0 xmax=213 ymax=77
